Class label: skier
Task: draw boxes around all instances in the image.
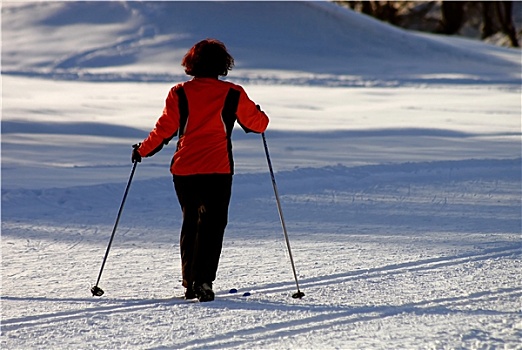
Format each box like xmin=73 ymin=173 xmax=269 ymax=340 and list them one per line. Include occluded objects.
xmin=132 ymin=39 xmax=269 ymax=302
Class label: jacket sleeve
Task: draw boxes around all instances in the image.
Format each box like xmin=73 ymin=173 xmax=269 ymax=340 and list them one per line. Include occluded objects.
xmin=138 ymin=87 xmax=181 ymax=157
xmin=235 ymin=87 xmax=269 ymax=134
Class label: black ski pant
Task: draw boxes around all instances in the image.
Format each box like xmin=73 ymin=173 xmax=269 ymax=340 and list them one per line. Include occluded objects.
xmin=173 ymin=174 xmax=232 ymax=288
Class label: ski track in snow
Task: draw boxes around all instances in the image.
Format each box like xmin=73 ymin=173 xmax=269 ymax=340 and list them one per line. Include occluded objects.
xmin=2 ymin=159 xmax=521 ymax=349
xmin=2 ymin=236 xmax=521 ymax=349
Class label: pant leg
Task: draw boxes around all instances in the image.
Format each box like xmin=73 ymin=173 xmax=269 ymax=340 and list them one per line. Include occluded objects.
xmin=174 ymin=174 xmax=233 ymax=286
xmin=173 ymin=175 xmax=201 ymax=288
xmin=193 ymin=174 xmax=232 ymax=284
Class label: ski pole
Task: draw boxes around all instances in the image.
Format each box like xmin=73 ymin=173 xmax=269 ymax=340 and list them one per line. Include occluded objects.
xmin=261 ymin=132 xmax=305 ymax=299
xmin=91 ymin=160 xmax=138 ymax=297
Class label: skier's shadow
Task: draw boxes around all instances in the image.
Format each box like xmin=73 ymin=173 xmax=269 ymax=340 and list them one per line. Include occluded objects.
xmin=1 ymin=295 xmax=186 ymax=331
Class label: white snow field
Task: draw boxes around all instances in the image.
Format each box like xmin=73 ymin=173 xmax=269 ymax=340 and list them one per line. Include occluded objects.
xmin=2 ymin=1 xmax=521 ymax=349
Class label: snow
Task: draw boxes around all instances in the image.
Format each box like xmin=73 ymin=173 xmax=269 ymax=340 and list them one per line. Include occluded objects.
xmin=1 ymin=1 xmax=521 ymax=349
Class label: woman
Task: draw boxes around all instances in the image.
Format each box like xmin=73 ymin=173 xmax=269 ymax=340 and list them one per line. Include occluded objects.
xmin=132 ymin=39 xmax=269 ymax=302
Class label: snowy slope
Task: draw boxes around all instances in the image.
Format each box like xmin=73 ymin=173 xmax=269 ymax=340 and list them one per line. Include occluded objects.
xmin=1 ymin=1 xmax=521 ymax=349
xmin=2 ymin=1 xmax=520 ymax=85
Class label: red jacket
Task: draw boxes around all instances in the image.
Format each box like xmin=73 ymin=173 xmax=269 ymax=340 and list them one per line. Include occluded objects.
xmin=138 ymin=77 xmax=269 ymax=175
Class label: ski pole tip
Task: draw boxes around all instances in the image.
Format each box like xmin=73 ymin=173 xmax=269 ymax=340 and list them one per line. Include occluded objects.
xmin=292 ymin=291 xmax=305 ymax=299
xmin=91 ymin=286 xmax=104 ymax=297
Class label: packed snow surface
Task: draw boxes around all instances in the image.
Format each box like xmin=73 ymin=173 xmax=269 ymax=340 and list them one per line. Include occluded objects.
xmin=2 ymin=2 xmax=521 ymax=349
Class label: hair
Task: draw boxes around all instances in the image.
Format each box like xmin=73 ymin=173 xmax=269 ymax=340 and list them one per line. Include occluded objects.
xmin=182 ymin=39 xmax=234 ymax=77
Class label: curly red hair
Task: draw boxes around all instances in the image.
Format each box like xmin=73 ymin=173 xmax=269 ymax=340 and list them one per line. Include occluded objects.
xmin=182 ymin=39 xmax=234 ymax=77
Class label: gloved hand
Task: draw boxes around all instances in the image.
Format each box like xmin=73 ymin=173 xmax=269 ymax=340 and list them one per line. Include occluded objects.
xmin=131 ymin=143 xmax=142 ymax=163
